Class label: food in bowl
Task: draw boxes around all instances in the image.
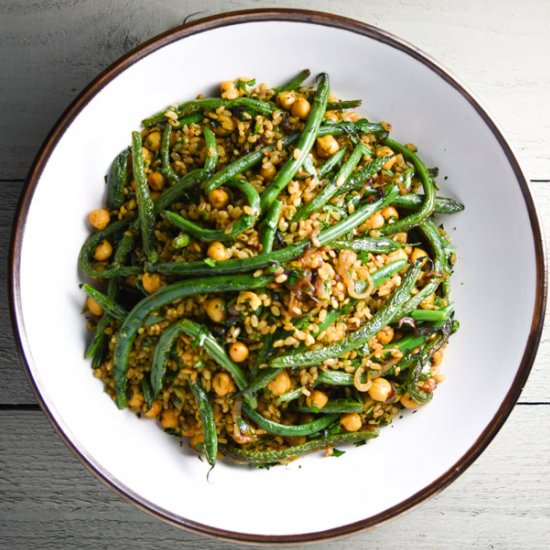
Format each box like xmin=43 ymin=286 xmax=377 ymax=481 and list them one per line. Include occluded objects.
xmin=79 ymin=70 xmax=462 ymax=467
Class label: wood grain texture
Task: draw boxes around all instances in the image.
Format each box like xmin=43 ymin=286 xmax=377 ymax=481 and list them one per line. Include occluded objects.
xmin=0 ymin=406 xmax=548 ymax=549
xmin=0 ymin=0 xmax=549 ymax=179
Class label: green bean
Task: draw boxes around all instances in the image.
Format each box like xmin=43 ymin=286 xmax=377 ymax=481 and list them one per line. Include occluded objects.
xmin=316 ymin=370 xmax=354 ymax=386
xmin=147 ymin=185 xmax=399 ymax=277
xmin=317 ymin=119 xmax=387 ymax=138
xmin=242 ymin=404 xmax=337 ymax=437
xmin=293 ymin=142 xmax=368 ymax=221
xmin=131 ymin=131 xmax=158 ymax=263
xmin=317 ymin=146 xmax=348 ymax=177
xmin=294 ymin=398 xmax=363 ymax=414
xmin=106 ymin=148 xmax=129 ymax=209
xmin=261 ymin=73 xmax=330 ymax=211
xmin=326 ymin=99 xmax=362 ymax=110
xmin=113 ymin=273 xmax=272 ymax=408
xmin=276 ymin=69 xmax=311 ymax=92
xmin=394 ymin=194 xmax=464 ymax=214
xmin=160 ymin=123 xmax=179 ymax=184
xmin=270 ymin=260 xmax=423 ymax=369
xmin=370 ymin=259 xmax=407 ymax=287
xmin=330 ymin=236 xmax=401 ymax=254
xmin=334 ymin=155 xmax=392 ymax=197
xmin=162 ymin=178 xmax=259 ymax=242
xmin=378 ymin=138 xmax=435 ymax=235
xmin=79 ymin=219 xmax=141 ymax=279
xmin=177 ymin=112 xmax=203 ymax=127
xmin=221 ymin=431 xmax=378 ymax=464
xmin=143 ymin=97 xmax=277 ymax=127
xmin=242 ymin=367 xmax=280 ymax=404
xmin=420 ymin=219 xmax=451 ymax=297
xmin=203 ymin=133 xmax=299 ymax=194
xmin=260 ymin=200 xmax=282 ymax=253
xmin=202 ymin=126 xmax=218 ymax=173
xmin=190 ymin=379 xmax=218 ymax=467
xmin=410 ymin=306 xmax=453 ymax=323
xmin=154 ymin=168 xmax=208 ymax=211
xmin=81 ymin=284 xmax=128 ymax=320
xmin=277 ymin=388 xmax=304 ymax=404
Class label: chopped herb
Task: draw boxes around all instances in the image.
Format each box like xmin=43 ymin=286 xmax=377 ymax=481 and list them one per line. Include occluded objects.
xmin=332 ymin=448 xmax=346 ymax=457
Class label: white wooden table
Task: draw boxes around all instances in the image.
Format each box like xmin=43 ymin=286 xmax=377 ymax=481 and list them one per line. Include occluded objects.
xmin=1 ymin=1 xmax=549 ymax=547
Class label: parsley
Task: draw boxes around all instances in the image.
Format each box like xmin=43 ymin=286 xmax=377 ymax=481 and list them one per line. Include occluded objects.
xmin=332 ymin=448 xmax=346 ymax=457
xmin=204 ymin=258 xmax=216 ymax=267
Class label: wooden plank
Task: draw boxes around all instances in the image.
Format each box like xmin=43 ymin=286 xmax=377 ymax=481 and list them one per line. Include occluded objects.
xmin=2 ymin=180 xmax=550 ymax=404
xmin=0 ymin=405 xmax=548 ymax=548
xmin=0 ymin=0 xmax=549 ymax=179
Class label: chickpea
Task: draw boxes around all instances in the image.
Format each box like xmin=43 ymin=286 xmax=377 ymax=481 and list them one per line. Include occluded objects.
xmin=382 ymin=206 xmax=399 ymax=221
xmin=128 ymin=386 xmax=144 ymax=412
xmin=141 ymin=147 xmax=153 ymax=164
xmin=220 ymin=80 xmax=236 ymax=93
xmin=212 ymin=372 xmax=236 ymax=396
xmin=307 ymin=390 xmax=329 ymax=410
xmin=142 ymin=273 xmax=162 ymax=294
xmin=411 ymin=248 xmax=429 ymax=263
xmin=260 ymin=162 xmax=277 ymax=180
xmin=267 ymin=370 xmax=292 ymax=396
xmin=144 ymin=400 xmax=162 ymax=418
xmin=368 ymin=378 xmax=392 ymax=402
xmin=237 ymin=291 xmax=262 ymax=311
xmin=340 ymin=412 xmax=362 ymax=432
xmin=222 ymin=88 xmax=240 ymax=100
xmin=432 ymin=349 xmax=444 ymax=367
xmin=377 ymin=326 xmax=394 ymax=345
xmin=94 ymin=239 xmax=113 ymax=261
xmin=400 ymin=393 xmax=420 ymax=409
xmin=316 ymin=135 xmax=340 ymax=158
xmin=291 ymin=97 xmax=311 ymax=119
xmin=205 ymin=297 xmax=226 ymax=323
xmin=229 ymin=341 xmax=249 ymax=363
xmin=208 ymin=188 xmax=229 ymax=209
xmin=144 ymin=131 xmax=161 ymax=151
xmin=148 ymin=171 xmax=165 ymax=191
xmin=161 ymin=408 xmax=180 ymax=429
xmin=207 ymin=241 xmax=230 ymax=262
xmin=277 ymin=90 xmax=296 ymax=110
xmin=86 ymin=296 xmax=104 ymax=317
xmin=364 ymin=211 xmax=385 ymax=230
xmin=88 ymin=208 xmax=110 ymax=230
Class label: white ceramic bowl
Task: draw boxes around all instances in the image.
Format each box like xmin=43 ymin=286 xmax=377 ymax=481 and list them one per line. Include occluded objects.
xmin=10 ymin=9 xmax=546 ymax=544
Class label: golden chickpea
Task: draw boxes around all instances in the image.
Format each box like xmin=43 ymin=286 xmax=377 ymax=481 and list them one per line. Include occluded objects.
xmin=86 ymin=296 xmax=103 ymax=317
xmin=377 ymin=326 xmax=394 ymax=345
xmin=94 ymin=239 xmax=112 ymax=261
xmin=267 ymin=370 xmax=292 ymax=396
xmin=161 ymin=409 xmax=180 ymax=429
xmin=368 ymin=378 xmax=392 ymax=402
xmin=229 ymin=341 xmax=249 ymax=363
xmin=88 ymin=208 xmax=110 ymax=230
xmin=291 ymin=97 xmax=311 ymax=119
xmin=205 ymin=297 xmax=226 ymax=323
xmin=400 ymin=393 xmax=420 ymax=409
xmin=148 ymin=171 xmax=165 ymax=191
xmin=128 ymin=387 xmax=144 ymax=412
xmin=382 ymin=206 xmax=399 ymax=220
xmin=411 ymin=248 xmax=429 ymax=263
xmin=340 ymin=412 xmax=362 ymax=432
xmin=431 ymin=349 xmax=444 ymax=367
xmin=208 ymin=188 xmax=229 ymax=209
xmin=144 ymin=131 xmax=161 ymax=151
xmin=142 ymin=273 xmax=162 ymax=294
xmin=277 ymin=90 xmax=296 ymax=110
xmin=222 ymin=88 xmax=240 ymax=100
xmin=260 ymin=162 xmax=277 ymax=180
xmin=308 ymin=390 xmax=329 ymax=410
xmin=212 ymin=372 xmax=236 ymax=396
xmin=141 ymin=147 xmax=153 ymax=164
xmin=364 ymin=211 xmax=385 ymax=230
xmin=207 ymin=241 xmax=230 ymax=262
xmin=316 ymin=135 xmax=340 ymax=158
xmin=237 ymin=291 xmax=262 ymax=311
xmin=144 ymin=400 xmax=162 ymax=418
xmin=220 ymin=80 xmax=236 ymax=93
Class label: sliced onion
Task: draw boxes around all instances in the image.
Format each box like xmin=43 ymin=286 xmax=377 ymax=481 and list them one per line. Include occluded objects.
xmin=353 ymin=367 xmax=371 ymax=392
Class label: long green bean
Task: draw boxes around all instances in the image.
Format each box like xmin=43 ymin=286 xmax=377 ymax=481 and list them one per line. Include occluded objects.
xmin=276 ymin=69 xmax=311 ymax=92
xmin=294 ymin=398 xmax=363 ymax=414
xmin=106 ymin=148 xmax=129 ymax=209
xmin=260 ymin=200 xmax=282 ymax=253
xmin=202 ymin=125 xmax=218 ymax=173
xmin=190 ymin=379 xmax=218 ymax=467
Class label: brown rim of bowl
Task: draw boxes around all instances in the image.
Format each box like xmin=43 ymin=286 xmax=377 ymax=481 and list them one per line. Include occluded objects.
xmin=8 ymin=7 xmax=547 ymax=545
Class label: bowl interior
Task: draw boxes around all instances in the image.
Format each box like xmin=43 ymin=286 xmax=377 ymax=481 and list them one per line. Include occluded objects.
xmin=14 ymin=18 xmax=540 ymax=538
